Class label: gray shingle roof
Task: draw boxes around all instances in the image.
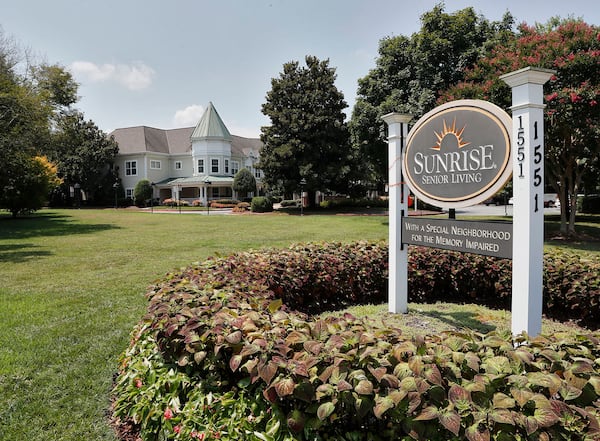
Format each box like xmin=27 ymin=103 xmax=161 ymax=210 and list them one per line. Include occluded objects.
xmin=110 ymin=103 xmax=261 ymax=156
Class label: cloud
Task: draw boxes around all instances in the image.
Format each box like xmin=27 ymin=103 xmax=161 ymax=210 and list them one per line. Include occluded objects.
xmin=173 ymin=104 xmax=205 ymax=127
xmin=69 ymin=61 xmax=155 ymax=90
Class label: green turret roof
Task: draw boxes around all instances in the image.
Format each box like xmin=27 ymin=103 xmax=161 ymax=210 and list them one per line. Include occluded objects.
xmin=191 ymin=102 xmax=232 ymax=141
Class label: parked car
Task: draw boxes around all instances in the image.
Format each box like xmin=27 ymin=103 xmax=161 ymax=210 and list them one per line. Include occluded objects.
xmin=508 ymin=194 xmax=560 ymax=207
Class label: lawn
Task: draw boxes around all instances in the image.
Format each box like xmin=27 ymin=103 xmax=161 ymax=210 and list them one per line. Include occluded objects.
xmin=0 ymin=209 xmax=388 ymax=441
xmin=0 ymin=208 xmax=598 ymax=440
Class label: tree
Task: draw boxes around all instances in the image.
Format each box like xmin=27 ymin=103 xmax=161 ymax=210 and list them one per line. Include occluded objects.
xmin=233 ymin=168 xmax=257 ymax=199
xmin=0 ymin=28 xmax=55 ymax=216
xmin=260 ymin=55 xmax=351 ymax=205
xmin=349 ymin=5 xmax=515 ymax=190
xmin=1 ymin=155 xmax=61 ymax=217
xmin=442 ymin=19 xmax=600 ymax=235
xmin=134 ymin=179 xmax=153 ymax=207
xmin=48 ymin=111 xmax=119 ymax=205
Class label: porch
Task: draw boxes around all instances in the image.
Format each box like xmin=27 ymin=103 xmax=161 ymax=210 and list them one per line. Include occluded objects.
xmin=153 ymin=175 xmax=235 ymax=206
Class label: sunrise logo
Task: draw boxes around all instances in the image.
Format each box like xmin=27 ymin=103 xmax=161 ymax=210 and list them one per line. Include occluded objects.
xmin=431 ymin=118 xmax=470 ymax=151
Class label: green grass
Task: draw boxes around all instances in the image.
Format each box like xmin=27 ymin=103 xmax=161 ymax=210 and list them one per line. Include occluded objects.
xmin=0 ymin=208 xmax=598 ymax=440
xmin=0 ymin=209 xmax=387 ymax=440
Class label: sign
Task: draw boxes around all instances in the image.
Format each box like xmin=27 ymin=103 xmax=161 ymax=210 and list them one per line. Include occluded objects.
xmin=403 ymin=99 xmax=512 ymax=208
xmin=402 ymin=218 xmax=512 ymax=259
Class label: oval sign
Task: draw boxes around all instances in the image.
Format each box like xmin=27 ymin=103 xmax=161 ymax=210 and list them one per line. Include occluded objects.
xmin=403 ymin=99 xmax=512 ymax=209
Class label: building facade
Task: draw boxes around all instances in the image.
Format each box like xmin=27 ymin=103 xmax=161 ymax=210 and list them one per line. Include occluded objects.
xmin=111 ymin=102 xmax=262 ymax=205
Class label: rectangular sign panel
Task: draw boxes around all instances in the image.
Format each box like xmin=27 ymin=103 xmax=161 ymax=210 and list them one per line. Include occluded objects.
xmin=402 ymin=217 xmax=512 ymax=259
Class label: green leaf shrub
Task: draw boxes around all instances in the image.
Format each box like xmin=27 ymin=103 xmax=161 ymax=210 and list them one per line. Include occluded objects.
xmin=113 ymin=243 xmax=600 ymax=440
xmin=319 ymin=198 xmax=389 ymax=209
xmin=251 ymin=197 xmax=273 ymax=213
xmin=280 ymin=199 xmax=300 ymax=207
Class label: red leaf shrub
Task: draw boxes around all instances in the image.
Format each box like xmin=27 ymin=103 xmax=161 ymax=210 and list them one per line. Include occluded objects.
xmin=113 ymin=242 xmax=600 ymax=440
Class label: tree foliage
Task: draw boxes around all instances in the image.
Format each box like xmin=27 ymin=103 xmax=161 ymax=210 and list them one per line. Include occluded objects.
xmin=134 ymin=179 xmax=153 ymax=207
xmin=1 ymin=155 xmax=61 ymax=217
xmin=260 ymin=55 xmax=351 ymax=203
xmin=349 ymin=5 xmax=515 ymax=189
xmin=232 ymin=167 xmax=256 ymax=198
xmin=48 ymin=111 xmax=119 ymax=206
xmin=0 ymin=27 xmax=115 ymax=214
xmin=442 ymin=19 xmax=600 ymax=234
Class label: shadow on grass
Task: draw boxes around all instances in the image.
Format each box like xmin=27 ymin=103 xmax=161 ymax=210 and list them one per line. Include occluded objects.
xmin=0 ymin=212 xmax=120 ymax=263
xmin=545 ymin=214 xmax=600 ymax=253
xmin=0 ymin=243 xmax=53 ymax=263
xmin=414 ymin=308 xmax=497 ymax=334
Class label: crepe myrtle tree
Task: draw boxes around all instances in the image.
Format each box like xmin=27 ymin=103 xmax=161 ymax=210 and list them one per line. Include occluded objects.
xmin=441 ymin=19 xmax=600 ymax=235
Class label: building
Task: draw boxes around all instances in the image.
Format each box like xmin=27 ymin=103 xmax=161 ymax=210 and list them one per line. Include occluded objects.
xmin=111 ymin=102 xmax=262 ymax=205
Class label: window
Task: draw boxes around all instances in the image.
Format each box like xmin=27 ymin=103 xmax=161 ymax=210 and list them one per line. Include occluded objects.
xmin=125 ymin=188 xmax=134 ymax=199
xmin=231 ymin=161 xmax=239 ymax=175
xmin=125 ymin=160 xmax=137 ymax=176
xmin=211 ymin=159 xmax=219 ymax=173
xmin=212 ymin=187 xmax=219 ymax=198
xmin=174 ymin=161 xmax=182 ymax=170
xmin=197 ymin=159 xmax=204 ymax=173
xmin=224 ymin=159 xmax=229 ymax=174
xmin=150 ymin=160 xmax=161 ymax=169
xmin=255 ymin=169 xmax=262 ymax=178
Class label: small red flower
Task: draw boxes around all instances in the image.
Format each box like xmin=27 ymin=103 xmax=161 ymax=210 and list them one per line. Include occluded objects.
xmin=174 ymin=425 xmax=181 ymax=434
xmin=590 ymin=100 xmax=598 ymax=107
xmin=570 ymin=92 xmax=582 ymax=103
xmin=546 ymin=92 xmax=558 ymax=101
xmin=134 ymin=378 xmax=143 ymax=388
xmin=164 ymin=407 xmax=174 ymax=420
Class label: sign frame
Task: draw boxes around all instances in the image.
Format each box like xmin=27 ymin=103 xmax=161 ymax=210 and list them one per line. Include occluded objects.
xmin=403 ymin=99 xmax=513 ymax=209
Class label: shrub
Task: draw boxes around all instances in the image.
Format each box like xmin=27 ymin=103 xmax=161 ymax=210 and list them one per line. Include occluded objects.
xmin=280 ymin=199 xmax=300 ymax=207
xmin=251 ymin=196 xmax=273 ymax=212
xmin=319 ymin=197 xmax=391 ymax=209
xmin=581 ymin=195 xmax=600 ymax=214
xmin=212 ymin=199 xmax=241 ymax=206
xmin=162 ymin=199 xmax=189 ymax=207
xmin=192 ymin=200 xmax=203 ymax=207
xmin=114 ymin=243 xmax=600 ymax=441
xmin=134 ymin=179 xmax=153 ymax=207
xmin=232 ymin=202 xmax=251 ymax=212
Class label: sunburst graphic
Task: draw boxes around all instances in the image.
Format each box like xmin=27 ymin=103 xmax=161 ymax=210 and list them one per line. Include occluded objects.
xmin=431 ymin=118 xmax=470 ymax=150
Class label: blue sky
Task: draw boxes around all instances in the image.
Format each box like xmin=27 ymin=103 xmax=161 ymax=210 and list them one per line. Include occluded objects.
xmin=3 ymin=0 xmax=600 ymax=137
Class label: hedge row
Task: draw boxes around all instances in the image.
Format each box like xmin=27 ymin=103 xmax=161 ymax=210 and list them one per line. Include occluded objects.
xmin=113 ymin=242 xmax=600 ymax=440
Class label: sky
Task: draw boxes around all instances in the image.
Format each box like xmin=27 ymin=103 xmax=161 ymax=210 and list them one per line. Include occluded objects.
xmin=2 ymin=0 xmax=600 ymax=138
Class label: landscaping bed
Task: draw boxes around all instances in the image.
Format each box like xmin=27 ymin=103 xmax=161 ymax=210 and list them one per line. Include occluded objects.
xmin=113 ymin=242 xmax=600 ymax=440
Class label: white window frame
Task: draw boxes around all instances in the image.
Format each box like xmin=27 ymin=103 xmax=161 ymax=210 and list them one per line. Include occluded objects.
xmin=125 ymin=160 xmax=137 ymax=176
xmin=211 ymin=158 xmax=220 ymax=174
xmin=197 ymin=159 xmax=204 ymax=174
xmin=150 ymin=160 xmax=161 ymax=170
xmin=125 ymin=188 xmax=134 ymax=199
xmin=174 ymin=161 xmax=182 ymax=170
xmin=231 ymin=161 xmax=239 ymax=175
xmin=224 ymin=159 xmax=229 ymax=174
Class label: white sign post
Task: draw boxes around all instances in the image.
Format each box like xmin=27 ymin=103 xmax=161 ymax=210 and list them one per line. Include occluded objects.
xmin=382 ymin=113 xmax=412 ymax=314
xmin=501 ymin=67 xmax=555 ymax=337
